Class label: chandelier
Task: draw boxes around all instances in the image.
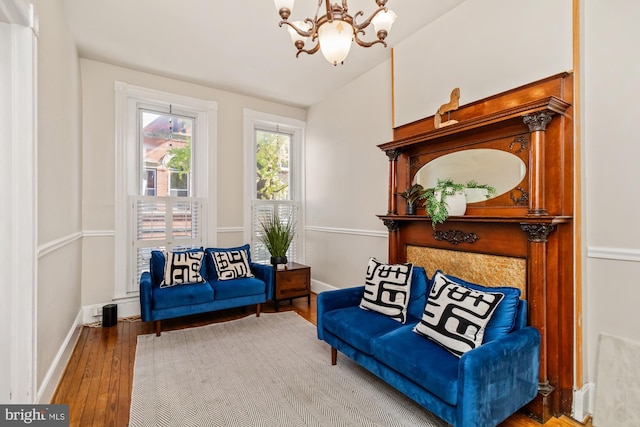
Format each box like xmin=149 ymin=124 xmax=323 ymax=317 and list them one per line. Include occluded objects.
xmin=273 ymin=0 xmax=397 ymax=65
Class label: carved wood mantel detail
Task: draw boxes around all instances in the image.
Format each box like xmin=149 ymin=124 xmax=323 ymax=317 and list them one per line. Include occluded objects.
xmin=433 ymin=229 xmax=479 ymax=245
xmin=377 ymin=73 xmax=574 ymax=422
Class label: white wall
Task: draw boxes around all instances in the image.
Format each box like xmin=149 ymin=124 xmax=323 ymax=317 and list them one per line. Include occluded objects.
xmin=31 ymin=0 xmax=84 ymax=399
xmin=583 ymin=0 xmax=640 ymax=387
xmin=393 ymin=0 xmax=573 ymax=127
xmin=305 ymin=60 xmax=391 ymax=290
xmin=80 ymin=59 xmax=306 ymax=306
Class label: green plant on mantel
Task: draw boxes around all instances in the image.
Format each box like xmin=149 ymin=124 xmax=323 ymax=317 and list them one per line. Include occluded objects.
xmin=423 ymin=179 xmax=496 ymax=228
xmin=397 ymin=183 xmax=426 ymax=214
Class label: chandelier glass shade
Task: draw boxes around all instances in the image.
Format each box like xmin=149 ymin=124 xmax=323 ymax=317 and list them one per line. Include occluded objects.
xmin=274 ymin=0 xmax=397 ymax=65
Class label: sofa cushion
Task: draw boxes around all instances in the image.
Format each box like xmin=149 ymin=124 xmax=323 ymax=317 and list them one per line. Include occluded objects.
xmin=372 ymin=325 xmax=460 ymax=406
xmin=210 ymin=248 xmax=254 ymax=281
xmin=160 ymin=249 xmax=206 ymax=288
xmin=413 ymin=271 xmax=504 ymax=357
xmin=407 ymin=266 xmax=430 ymax=320
xmin=210 ymin=277 xmax=265 ymax=300
xmin=431 ymin=270 xmax=522 ymax=343
xmin=359 ymin=257 xmax=413 ymax=324
xmin=323 ymin=306 xmax=414 ymax=355
xmin=150 ymin=248 xmax=206 ymax=286
xmin=204 ymin=244 xmax=252 ymax=281
xmin=152 ymin=282 xmax=214 ymax=310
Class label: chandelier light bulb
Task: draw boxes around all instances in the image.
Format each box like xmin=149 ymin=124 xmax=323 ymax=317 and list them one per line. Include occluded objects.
xmin=317 ymin=20 xmax=354 ymax=65
xmin=274 ymin=0 xmax=295 ymax=19
xmin=287 ymin=20 xmax=311 ymax=47
xmin=371 ymin=9 xmax=397 ymax=38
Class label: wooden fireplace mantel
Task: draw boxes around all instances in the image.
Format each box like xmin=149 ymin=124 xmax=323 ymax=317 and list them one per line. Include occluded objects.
xmin=378 ymin=73 xmax=575 ymax=422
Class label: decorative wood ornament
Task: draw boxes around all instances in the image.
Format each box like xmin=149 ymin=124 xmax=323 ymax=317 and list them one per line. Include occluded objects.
xmin=434 ymin=87 xmax=460 ymax=129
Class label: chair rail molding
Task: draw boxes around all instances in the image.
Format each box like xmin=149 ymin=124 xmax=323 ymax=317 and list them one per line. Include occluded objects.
xmin=588 ymin=246 xmax=640 ymax=262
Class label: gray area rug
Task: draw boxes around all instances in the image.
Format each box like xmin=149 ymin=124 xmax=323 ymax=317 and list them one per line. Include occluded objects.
xmin=130 ymin=311 xmax=447 ymax=427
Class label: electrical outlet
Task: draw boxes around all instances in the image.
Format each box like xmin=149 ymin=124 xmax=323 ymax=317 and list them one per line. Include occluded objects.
xmin=91 ymin=306 xmax=103 ymax=317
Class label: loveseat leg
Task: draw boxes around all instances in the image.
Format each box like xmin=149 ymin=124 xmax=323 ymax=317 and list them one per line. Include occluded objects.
xmin=155 ymin=320 xmax=161 ymax=336
xmin=331 ymin=347 xmax=337 ymax=365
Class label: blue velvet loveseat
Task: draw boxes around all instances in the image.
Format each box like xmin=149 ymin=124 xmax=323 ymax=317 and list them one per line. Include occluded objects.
xmin=317 ymin=260 xmax=541 ymax=427
xmin=140 ymin=244 xmax=274 ymax=336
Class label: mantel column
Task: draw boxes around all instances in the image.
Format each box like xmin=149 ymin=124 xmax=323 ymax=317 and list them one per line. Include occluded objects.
xmin=523 ymin=112 xmax=552 ymax=216
xmin=521 ymin=222 xmax=556 ymax=423
xmin=385 ymin=149 xmax=401 ymax=215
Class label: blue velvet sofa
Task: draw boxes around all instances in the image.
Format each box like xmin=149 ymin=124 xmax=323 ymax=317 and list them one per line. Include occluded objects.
xmin=140 ymin=244 xmax=274 ymax=336
xmin=317 ymin=266 xmax=541 ymax=427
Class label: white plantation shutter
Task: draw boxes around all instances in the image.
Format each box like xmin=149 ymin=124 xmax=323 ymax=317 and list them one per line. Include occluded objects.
xmin=132 ymin=196 xmax=204 ymax=292
xmin=252 ymin=200 xmax=300 ymax=264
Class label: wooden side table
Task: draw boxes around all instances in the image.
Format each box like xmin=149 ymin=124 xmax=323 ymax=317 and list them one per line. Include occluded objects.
xmin=273 ymin=262 xmax=311 ymax=311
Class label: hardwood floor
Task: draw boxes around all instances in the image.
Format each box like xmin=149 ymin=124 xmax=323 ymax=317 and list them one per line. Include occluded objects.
xmin=51 ymin=294 xmax=590 ymax=427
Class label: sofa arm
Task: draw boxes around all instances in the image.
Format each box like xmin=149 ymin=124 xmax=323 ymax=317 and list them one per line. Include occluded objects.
xmin=317 ymin=286 xmax=364 ymax=340
xmin=250 ymin=262 xmax=275 ymax=300
xmin=139 ymin=271 xmax=153 ymax=322
xmin=457 ymin=326 xmax=540 ymax=427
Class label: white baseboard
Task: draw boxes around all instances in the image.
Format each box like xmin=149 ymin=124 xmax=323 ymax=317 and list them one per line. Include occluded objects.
xmin=37 ymin=309 xmax=83 ymax=403
xmin=573 ymin=382 xmax=595 ymax=422
xmin=311 ymin=279 xmax=338 ymax=294
xmin=81 ymin=297 xmax=141 ymax=325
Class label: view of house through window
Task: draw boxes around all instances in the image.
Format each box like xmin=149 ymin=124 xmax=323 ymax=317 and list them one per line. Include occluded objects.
xmin=140 ymin=109 xmax=193 ymax=197
xmin=132 ymin=108 xmax=203 ymax=291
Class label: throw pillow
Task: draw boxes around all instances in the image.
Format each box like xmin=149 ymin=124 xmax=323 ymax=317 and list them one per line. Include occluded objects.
xmin=160 ymin=250 xmax=206 ymax=288
xmin=211 ymin=249 xmax=254 ymax=281
xmin=413 ymin=271 xmax=504 ymax=357
xmin=432 ymin=271 xmax=522 ymax=343
xmin=359 ymin=257 xmax=413 ymax=324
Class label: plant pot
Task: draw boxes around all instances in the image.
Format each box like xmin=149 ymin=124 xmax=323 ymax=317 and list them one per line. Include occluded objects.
xmin=406 ymin=203 xmax=416 ymax=215
xmin=464 ymin=187 xmax=490 ymax=203
xmin=270 ymin=256 xmax=288 ymax=266
xmin=434 ymin=190 xmax=467 ymax=216
xmin=444 ymin=191 xmax=467 ymax=216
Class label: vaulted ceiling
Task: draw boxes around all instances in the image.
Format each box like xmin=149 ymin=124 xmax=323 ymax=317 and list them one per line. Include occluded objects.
xmin=62 ymin=0 xmax=465 ymax=107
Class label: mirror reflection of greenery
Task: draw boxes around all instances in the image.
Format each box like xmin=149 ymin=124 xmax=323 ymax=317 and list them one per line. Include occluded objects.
xmin=256 ymin=131 xmax=290 ymax=200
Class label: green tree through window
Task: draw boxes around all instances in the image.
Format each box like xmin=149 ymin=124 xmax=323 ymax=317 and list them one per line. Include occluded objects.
xmin=256 ymin=130 xmax=290 ymax=200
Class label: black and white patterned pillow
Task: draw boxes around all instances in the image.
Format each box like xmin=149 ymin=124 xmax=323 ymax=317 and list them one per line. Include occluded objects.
xmin=413 ymin=272 xmax=504 ymax=357
xmin=211 ymin=249 xmax=254 ymax=281
xmin=359 ymin=257 xmax=413 ymax=323
xmin=160 ymin=250 xmax=206 ymax=288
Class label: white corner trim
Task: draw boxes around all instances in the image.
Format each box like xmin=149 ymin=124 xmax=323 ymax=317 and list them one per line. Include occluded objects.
xmin=36 ymin=309 xmax=83 ymax=404
xmin=588 ymin=246 xmax=640 ymax=262
xmin=305 ymin=225 xmax=388 ymax=239
xmin=573 ymin=382 xmax=595 ymax=423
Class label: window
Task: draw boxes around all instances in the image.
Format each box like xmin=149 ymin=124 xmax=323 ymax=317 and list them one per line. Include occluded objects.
xmin=243 ymin=110 xmax=305 ymax=264
xmin=115 ymin=83 xmax=217 ymax=299
xmin=143 ymin=169 xmax=157 ymax=196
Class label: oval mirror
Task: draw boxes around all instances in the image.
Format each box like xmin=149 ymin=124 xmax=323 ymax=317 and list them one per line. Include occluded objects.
xmin=414 ymin=149 xmax=526 ymax=203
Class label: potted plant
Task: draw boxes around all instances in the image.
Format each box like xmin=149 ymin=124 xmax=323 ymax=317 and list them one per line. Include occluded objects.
xmin=397 ymin=183 xmax=426 ymax=215
xmin=463 ymin=179 xmax=497 ymax=203
xmin=423 ymin=179 xmax=496 ymax=228
xmin=258 ymin=211 xmax=296 ymax=267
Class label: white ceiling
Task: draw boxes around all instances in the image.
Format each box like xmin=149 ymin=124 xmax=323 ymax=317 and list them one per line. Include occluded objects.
xmin=62 ymin=0 xmax=465 ymax=108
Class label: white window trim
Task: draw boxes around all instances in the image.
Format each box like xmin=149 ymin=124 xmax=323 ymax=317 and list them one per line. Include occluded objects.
xmin=0 ymin=0 xmax=38 ymax=403
xmin=243 ymin=109 xmax=305 ymax=262
xmin=115 ymin=82 xmax=217 ymax=300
